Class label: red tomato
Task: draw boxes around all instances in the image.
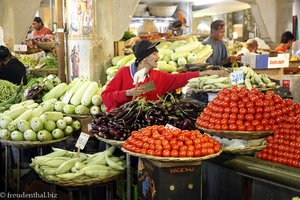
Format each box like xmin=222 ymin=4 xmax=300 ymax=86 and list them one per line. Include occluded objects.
xmin=246 ymin=102 xmax=254 ymax=108
xmin=178 ymin=134 xmax=186 ymax=141
xmin=162 ymin=149 xmax=170 ymax=157
xmin=237 ymin=101 xmax=246 ymax=108
xmin=236 ymin=119 xmax=243 ymax=125
xmin=246 ymin=125 xmax=255 ymax=131
xmin=185 ymin=139 xmax=193 ymax=146
xmin=238 ymin=124 xmax=246 ymax=131
xmin=244 ymin=121 xmax=251 ymax=127
xmin=186 ymin=150 xmax=194 ymax=157
xmin=147 ymin=149 xmax=154 ymax=155
xmin=230 ymin=113 xmax=237 ymax=120
xmin=247 ymin=107 xmax=256 ymax=114
xmin=229 ymin=124 xmax=238 ymax=131
xmin=255 ymin=125 xmax=264 ymax=131
xmin=239 ymin=107 xmax=247 ymax=115
xmin=222 ymin=113 xmax=230 ymax=119
xmin=256 ymin=107 xmax=263 ymax=113
xmin=255 ymin=99 xmax=264 ymax=107
xmin=154 ymin=139 xmax=161 ymax=146
xmin=140 ymin=149 xmax=147 ymax=154
xmin=213 ymin=145 xmax=221 ymax=153
xmin=228 ymin=119 xmax=236 ymax=124
xmin=154 ymin=149 xmax=162 ymax=157
xmin=245 ymin=114 xmax=254 ymax=121
xmin=224 ymin=107 xmax=231 ymax=114
xmin=220 ymin=119 xmax=228 ymax=124
xmin=221 ymin=124 xmax=229 ymax=130
xmin=264 ymin=125 xmax=273 ymax=131
xmin=252 ymin=120 xmax=260 ymax=127
xmin=255 ymin=113 xmax=263 ymax=120
xmin=201 ymin=148 xmax=208 ymax=156
xmin=242 ymin=97 xmax=250 ymax=103
xmin=231 ymin=107 xmax=239 ymax=114
xmin=237 ymin=113 xmax=245 ymax=121
xmin=230 ymin=102 xmax=238 ymax=108
xmin=194 ymin=149 xmax=201 ymax=157
xmin=263 ymin=113 xmax=271 ymax=119
xmin=263 ymin=107 xmax=270 ymax=113
xmin=179 ymin=150 xmax=187 ymax=157
xmin=231 ymin=94 xmax=239 ymax=102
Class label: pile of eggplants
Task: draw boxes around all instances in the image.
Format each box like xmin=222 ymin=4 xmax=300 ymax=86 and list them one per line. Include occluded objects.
xmin=89 ymin=94 xmax=206 ymax=141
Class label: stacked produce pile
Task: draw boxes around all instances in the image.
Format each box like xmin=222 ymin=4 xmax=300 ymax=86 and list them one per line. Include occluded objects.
xmin=0 ymin=80 xmax=18 ymax=102
xmin=19 ymin=56 xmax=39 ymax=68
xmin=0 ymin=99 xmax=81 ymax=142
xmin=186 ymin=67 xmax=277 ymax=90
xmin=39 ymin=53 xmax=57 ymax=69
xmin=257 ymin=104 xmax=300 ymax=168
xmin=196 ymin=86 xmax=290 ymax=131
xmin=105 ymin=36 xmax=213 ymax=83
xmin=0 ymin=81 xmax=23 ymax=112
xmin=31 ymin=146 xmax=125 ymax=182
xmin=24 ymin=75 xmax=61 ymax=102
xmin=90 ymin=96 xmax=206 ymax=141
xmin=26 ymin=77 xmax=103 ymax=115
xmin=122 ymin=125 xmax=221 ymax=157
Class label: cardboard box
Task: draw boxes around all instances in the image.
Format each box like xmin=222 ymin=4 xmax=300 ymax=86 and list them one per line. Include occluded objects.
xmin=268 ymin=53 xmax=290 ymax=68
xmin=138 ymin=158 xmax=201 ymax=200
xmin=241 ymin=53 xmax=290 ymax=69
xmin=280 ymin=74 xmax=300 ymax=103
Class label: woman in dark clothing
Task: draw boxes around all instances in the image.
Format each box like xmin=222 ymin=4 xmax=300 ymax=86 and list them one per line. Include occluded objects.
xmin=0 ymin=45 xmax=27 ymax=85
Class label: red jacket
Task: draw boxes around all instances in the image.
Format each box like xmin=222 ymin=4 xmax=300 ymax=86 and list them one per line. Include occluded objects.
xmin=102 ymin=65 xmax=199 ymax=111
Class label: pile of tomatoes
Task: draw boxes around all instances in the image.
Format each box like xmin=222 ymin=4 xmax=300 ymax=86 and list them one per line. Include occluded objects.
xmin=257 ymin=115 xmax=300 ymax=168
xmin=122 ymin=125 xmax=221 ymax=157
xmin=196 ymin=86 xmax=297 ymax=131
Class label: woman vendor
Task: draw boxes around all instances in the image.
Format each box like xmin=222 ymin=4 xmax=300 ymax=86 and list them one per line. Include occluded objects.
xmin=101 ymin=40 xmax=228 ymax=111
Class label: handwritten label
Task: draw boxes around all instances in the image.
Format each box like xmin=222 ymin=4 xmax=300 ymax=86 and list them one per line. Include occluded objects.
xmin=14 ymin=45 xmax=27 ymax=52
xmin=75 ymin=132 xmax=90 ymax=150
xmin=62 ymin=91 xmax=73 ymax=104
xmin=165 ymin=124 xmax=180 ymax=130
xmin=88 ymin=124 xmax=92 ymax=132
xmin=230 ymin=71 xmax=244 ymax=85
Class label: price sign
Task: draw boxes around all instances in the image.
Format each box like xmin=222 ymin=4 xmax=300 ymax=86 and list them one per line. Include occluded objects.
xmin=75 ymin=132 xmax=90 ymax=150
xmin=62 ymin=91 xmax=73 ymax=104
xmin=14 ymin=44 xmax=27 ymax=52
xmin=230 ymin=71 xmax=244 ymax=85
xmin=165 ymin=124 xmax=180 ymax=130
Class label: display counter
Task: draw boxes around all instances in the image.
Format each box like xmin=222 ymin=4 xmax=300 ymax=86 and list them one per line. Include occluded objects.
xmin=202 ymin=153 xmax=300 ymax=200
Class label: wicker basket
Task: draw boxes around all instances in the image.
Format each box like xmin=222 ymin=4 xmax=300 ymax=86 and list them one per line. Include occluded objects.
xmin=197 ymin=126 xmax=273 ymax=140
xmin=122 ymin=148 xmax=222 ymax=162
xmin=148 ymin=5 xmax=177 ymax=17
xmin=30 ymin=68 xmax=58 ymax=76
xmin=37 ymin=41 xmax=56 ymax=51
xmin=223 ymin=145 xmax=266 ymax=155
xmin=40 ymin=171 xmax=124 ymax=187
xmin=95 ymin=135 xmax=124 ymax=147
xmin=0 ymin=136 xmax=70 ymax=148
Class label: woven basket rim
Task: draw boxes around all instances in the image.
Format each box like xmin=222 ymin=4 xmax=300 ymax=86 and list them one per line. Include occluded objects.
xmin=223 ymin=144 xmax=266 ymax=155
xmin=0 ymin=136 xmax=70 ymax=148
xmin=196 ymin=126 xmax=273 ymax=140
xmin=121 ymin=147 xmax=222 ymax=162
xmin=94 ymin=135 xmax=124 ymax=147
xmin=40 ymin=171 xmax=124 ymax=187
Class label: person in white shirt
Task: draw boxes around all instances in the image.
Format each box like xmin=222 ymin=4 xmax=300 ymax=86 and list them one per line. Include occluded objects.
xmin=238 ymin=39 xmax=258 ymax=55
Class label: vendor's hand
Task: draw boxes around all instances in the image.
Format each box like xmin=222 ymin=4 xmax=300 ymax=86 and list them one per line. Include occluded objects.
xmin=126 ymin=86 xmax=145 ymax=97
xmin=229 ymin=55 xmax=239 ymax=62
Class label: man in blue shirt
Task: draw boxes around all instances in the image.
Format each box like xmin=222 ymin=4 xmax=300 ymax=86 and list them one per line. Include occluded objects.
xmin=202 ymin=20 xmax=238 ymax=66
